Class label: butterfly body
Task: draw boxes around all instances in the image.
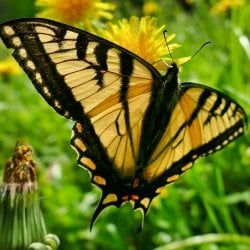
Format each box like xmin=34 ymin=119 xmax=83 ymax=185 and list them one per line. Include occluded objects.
xmin=0 ymin=18 xmax=247 ymax=229
xmin=137 ymin=62 xmax=180 ymax=166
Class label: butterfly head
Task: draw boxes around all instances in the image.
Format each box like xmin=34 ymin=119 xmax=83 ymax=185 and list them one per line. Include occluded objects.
xmin=167 ymin=62 xmax=179 ymax=72
xmin=162 ymin=62 xmax=179 ymax=86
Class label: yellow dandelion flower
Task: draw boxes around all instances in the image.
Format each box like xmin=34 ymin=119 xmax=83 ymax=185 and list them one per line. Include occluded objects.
xmin=100 ymin=16 xmax=189 ymax=72
xmin=143 ymin=1 xmax=159 ymax=15
xmin=36 ymin=0 xmax=115 ymax=30
xmin=210 ymin=0 xmax=244 ymax=15
xmin=0 ymin=56 xmax=21 ymax=76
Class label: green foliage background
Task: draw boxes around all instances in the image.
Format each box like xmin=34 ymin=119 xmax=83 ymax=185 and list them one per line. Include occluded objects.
xmin=0 ymin=1 xmax=250 ymax=250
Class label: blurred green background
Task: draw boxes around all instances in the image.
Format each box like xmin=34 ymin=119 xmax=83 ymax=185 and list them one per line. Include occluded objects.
xmin=0 ymin=0 xmax=250 ymax=250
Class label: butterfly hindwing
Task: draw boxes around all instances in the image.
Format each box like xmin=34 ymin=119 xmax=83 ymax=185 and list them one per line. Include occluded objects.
xmin=143 ymin=83 xmax=246 ymax=191
xmin=0 ymin=18 xmax=247 ymax=229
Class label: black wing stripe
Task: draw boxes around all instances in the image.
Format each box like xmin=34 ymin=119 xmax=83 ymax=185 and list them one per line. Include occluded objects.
xmin=92 ymin=43 xmax=112 ymax=88
xmin=209 ymin=93 xmax=222 ymax=114
xmin=220 ymin=96 xmax=232 ymax=116
xmin=119 ymin=51 xmax=136 ymax=159
xmin=204 ymin=94 xmax=222 ymax=124
xmin=76 ymin=33 xmax=88 ymax=59
xmin=232 ymin=103 xmax=240 ymax=118
xmin=53 ymin=24 xmax=67 ymax=41
xmin=76 ymin=35 xmax=111 ymax=88
xmin=94 ymin=43 xmax=110 ymax=71
xmin=189 ymin=89 xmax=211 ymax=125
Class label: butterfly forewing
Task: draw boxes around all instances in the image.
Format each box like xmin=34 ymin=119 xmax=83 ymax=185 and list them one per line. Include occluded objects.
xmin=0 ymin=19 xmax=156 ymax=119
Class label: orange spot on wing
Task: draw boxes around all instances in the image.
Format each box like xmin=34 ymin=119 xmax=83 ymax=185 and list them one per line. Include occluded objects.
xmin=133 ymin=178 xmax=139 ymax=188
xmin=131 ymin=194 xmax=139 ymax=201
xmin=122 ymin=195 xmax=129 ymax=201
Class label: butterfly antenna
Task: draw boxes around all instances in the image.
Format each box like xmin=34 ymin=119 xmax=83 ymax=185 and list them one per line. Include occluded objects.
xmin=163 ymin=30 xmax=173 ymax=62
xmin=191 ymin=41 xmax=211 ymax=58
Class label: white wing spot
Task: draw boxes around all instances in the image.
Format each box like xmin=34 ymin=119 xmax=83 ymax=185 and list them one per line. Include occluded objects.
xmin=208 ymin=149 xmax=214 ymax=154
xmin=54 ymin=100 xmax=61 ymax=109
xmin=238 ymin=127 xmax=244 ymax=134
xmin=12 ymin=37 xmax=22 ymax=47
xmin=26 ymin=60 xmax=35 ymax=70
xmin=43 ymin=86 xmax=51 ymax=97
xmin=64 ymin=111 xmax=70 ymax=118
xmin=35 ymin=72 xmax=43 ymax=84
xmin=222 ymin=140 xmax=228 ymax=146
xmin=3 ymin=26 xmax=15 ymax=35
xmin=234 ymin=131 xmax=239 ymax=137
xmin=192 ymin=154 xmax=198 ymax=159
xmin=19 ymin=48 xmax=27 ymax=58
